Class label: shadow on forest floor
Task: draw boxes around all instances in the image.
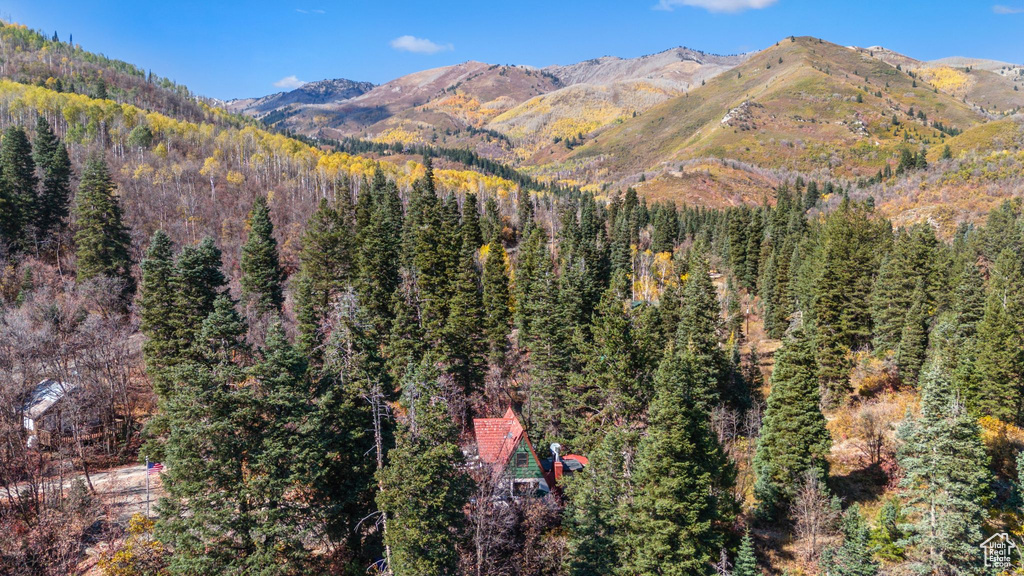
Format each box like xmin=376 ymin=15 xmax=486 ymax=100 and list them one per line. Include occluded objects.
xmin=830 ymin=461 xmax=888 ymax=505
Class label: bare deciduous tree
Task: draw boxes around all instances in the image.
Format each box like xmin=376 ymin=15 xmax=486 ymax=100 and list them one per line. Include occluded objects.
xmin=790 ymin=469 xmax=840 ymax=562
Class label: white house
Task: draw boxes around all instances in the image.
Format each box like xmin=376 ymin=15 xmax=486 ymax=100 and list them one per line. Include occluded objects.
xmin=21 ymin=379 xmax=79 ymax=447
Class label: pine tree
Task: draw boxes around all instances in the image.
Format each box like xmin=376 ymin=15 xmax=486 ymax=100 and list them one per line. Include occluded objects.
xmin=295 ymin=198 xmax=354 ymax=361
xmin=869 ymin=253 xmax=901 ymax=352
xmin=820 ymin=505 xmax=879 ymax=576
xmin=313 ymin=293 xmax=384 ymax=556
xmin=517 ymin=191 xmax=535 ymax=239
xmin=564 ymin=428 xmax=632 ymax=576
xmin=727 ymin=210 xmax=749 ymax=282
xmin=240 ymin=196 xmax=285 ymax=314
xmin=480 ymin=196 xmax=501 ymax=245
xmin=462 ymin=192 xmax=483 ymax=249
xmin=245 ymin=320 xmax=314 ymax=571
xmin=156 ymin=295 xmax=255 ymax=575
xmin=871 ymin=225 xmax=937 ymax=354
xmin=442 ymin=234 xmax=486 ymax=399
xmin=869 ymin=497 xmax=905 ymax=562
xmin=441 ymin=194 xmax=463 ymax=281
xmin=522 ymin=234 xmax=572 ymax=439
xmin=356 ymin=177 xmax=402 ymax=335
xmin=760 ymin=242 xmax=791 ymax=339
xmin=0 ymin=125 xmax=36 ymax=249
xmin=897 ymin=148 xmax=915 ymax=173
xmin=387 ymin=272 xmax=427 ymax=380
xmin=376 ymin=364 xmax=471 ymax=576
xmin=950 ymin=260 xmax=986 ymax=356
xmin=743 ymin=211 xmax=764 ymax=290
xmin=32 ymin=117 xmax=71 ymax=246
xmin=566 ymin=283 xmax=655 ymax=448
xmin=171 ymin=238 xmax=227 ymax=356
xmin=677 ymin=252 xmax=728 ymax=406
xmin=139 ymin=231 xmax=178 ymax=396
xmin=411 ymin=178 xmax=451 ymax=349
xmin=514 ymin=227 xmax=546 ymax=340
xmin=897 ymin=366 xmax=992 ymax=574
xmin=651 ymin=202 xmax=678 ymax=254
xmin=73 ymin=155 xmax=134 ymax=297
xmin=621 ymin=344 xmax=736 ymax=576
xmin=896 ymin=282 xmax=929 ymax=386
xmin=657 ymin=281 xmax=682 ymax=343
xmin=915 ymin=147 xmax=928 ymax=170
xmin=481 ymin=237 xmax=512 ymax=365
xmin=733 ymin=531 xmax=758 ymax=576
xmin=967 ymin=250 xmax=1024 ymax=422
xmin=754 ymin=327 xmax=831 ymax=515
xmin=815 ymin=200 xmax=885 ymax=401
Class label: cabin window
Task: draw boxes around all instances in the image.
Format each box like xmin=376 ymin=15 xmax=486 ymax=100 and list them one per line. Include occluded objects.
xmin=514 ymin=452 xmax=529 ymax=468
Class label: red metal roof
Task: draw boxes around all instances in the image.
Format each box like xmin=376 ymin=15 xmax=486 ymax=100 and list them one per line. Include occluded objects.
xmin=473 ymin=407 xmax=524 ymax=466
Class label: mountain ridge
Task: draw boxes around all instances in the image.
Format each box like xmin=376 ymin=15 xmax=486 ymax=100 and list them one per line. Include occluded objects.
xmin=225 ymin=78 xmax=376 ymax=117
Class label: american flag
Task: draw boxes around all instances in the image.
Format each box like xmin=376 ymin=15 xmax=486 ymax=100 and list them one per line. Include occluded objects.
xmin=147 ymin=461 xmax=164 ymax=475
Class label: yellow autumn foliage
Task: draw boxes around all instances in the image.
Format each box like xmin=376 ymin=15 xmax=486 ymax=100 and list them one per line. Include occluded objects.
xmin=423 ymin=92 xmax=505 ymax=126
xmin=914 ymin=66 xmax=971 ymax=94
xmin=373 ymin=125 xmax=424 ymax=146
xmin=0 ymin=79 xmax=522 ymax=199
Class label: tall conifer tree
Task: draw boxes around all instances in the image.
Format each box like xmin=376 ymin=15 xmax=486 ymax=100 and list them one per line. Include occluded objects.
xmin=74 ymin=155 xmax=134 ymax=297
xmin=442 ymin=234 xmax=486 ymax=398
xmin=171 ymin=238 xmax=227 ymax=354
xmin=240 ymin=196 xmax=285 ymax=314
xmin=897 ymin=366 xmax=992 ymax=574
xmin=139 ymin=230 xmax=178 ymax=395
xmin=0 ymin=125 xmax=36 ymax=249
xmin=481 ymin=237 xmax=512 ymax=365
xmin=376 ymin=365 xmax=471 ymax=576
xmin=621 ymin=343 xmax=736 ymax=576
xmin=754 ymin=327 xmax=831 ymax=515
xmin=32 ymin=117 xmax=71 ymax=246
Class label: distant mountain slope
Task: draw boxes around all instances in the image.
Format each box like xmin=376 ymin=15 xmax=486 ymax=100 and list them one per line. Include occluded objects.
xmin=546 ymin=46 xmax=747 ymax=89
xmin=234 ymin=47 xmax=747 ymax=158
xmin=562 ymin=36 xmax=993 ymax=185
xmin=485 ymin=48 xmax=748 ymax=156
xmin=252 ymin=61 xmax=561 ymax=158
xmin=490 ymin=80 xmax=679 ymax=148
xmin=852 ymin=46 xmax=1024 ymax=116
xmin=226 ymin=78 xmax=375 ymax=117
xmin=930 ymin=56 xmax=1023 ymax=72
xmin=219 ymin=35 xmax=1023 ymax=219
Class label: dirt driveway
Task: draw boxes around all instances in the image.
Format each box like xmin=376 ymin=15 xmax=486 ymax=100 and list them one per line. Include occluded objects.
xmin=78 ymin=463 xmax=165 ymax=520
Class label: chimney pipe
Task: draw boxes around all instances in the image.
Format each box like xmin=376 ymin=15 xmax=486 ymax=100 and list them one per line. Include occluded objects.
xmin=551 ymin=443 xmax=563 ymax=483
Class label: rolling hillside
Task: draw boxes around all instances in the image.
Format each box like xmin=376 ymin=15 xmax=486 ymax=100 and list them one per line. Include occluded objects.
xmin=547 ymin=46 xmax=746 ymax=89
xmin=854 ymin=47 xmax=1024 ymax=116
xmin=235 ymin=61 xmax=562 ymax=158
xmin=231 ymin=36 xmax=1022 ymax=220
xmin=562 ymin=37 xmax=1003 ymax=184
xmin=231 ymin=47 xmax=748 ymax=161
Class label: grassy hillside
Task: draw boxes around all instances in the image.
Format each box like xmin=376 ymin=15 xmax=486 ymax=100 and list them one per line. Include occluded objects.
xmin=569 ymin=36 xmax=989 ymax=183
xmin=855 ymin=47 xmax=1024 ymax=116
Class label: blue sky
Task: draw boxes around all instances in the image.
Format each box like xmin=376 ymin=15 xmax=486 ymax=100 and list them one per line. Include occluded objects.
xmin=5 ymin=0 xmax=1024 ymax=100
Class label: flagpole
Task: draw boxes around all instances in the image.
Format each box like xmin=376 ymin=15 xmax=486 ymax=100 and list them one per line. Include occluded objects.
xmin=145 ymin=456 xmax=150 ymax=517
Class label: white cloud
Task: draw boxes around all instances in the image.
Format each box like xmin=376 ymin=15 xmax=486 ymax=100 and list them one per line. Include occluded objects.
xmin=389 ymin=35 xmax=454 ymax=54
xmin=273 ymin=75 xmax=306 ymax=90
xmin=296 ymin=8 xmax=326 ymax=14
xmin=654 ymin=0 xmax=778 ymax=13
xmin=993 ymin=4 xmax=1024 ymax=13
